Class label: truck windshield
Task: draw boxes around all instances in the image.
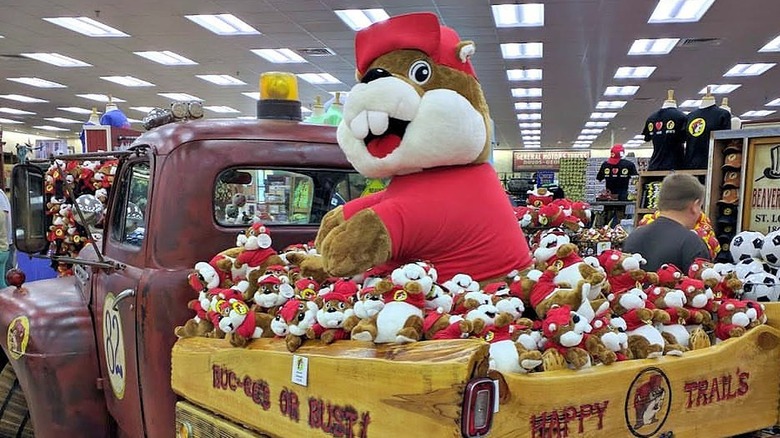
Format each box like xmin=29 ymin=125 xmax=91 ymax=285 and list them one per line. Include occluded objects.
xmin=214 ymin=168 xmax=385 ymax=226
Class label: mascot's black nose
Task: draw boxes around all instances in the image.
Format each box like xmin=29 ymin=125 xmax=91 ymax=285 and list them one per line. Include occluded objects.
xmin=361 ymin=68 xmax=392 ymax=84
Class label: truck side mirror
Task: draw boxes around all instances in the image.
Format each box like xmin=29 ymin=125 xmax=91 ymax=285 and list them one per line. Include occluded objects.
xmin=11 ymin=164 xmax=48 ymax=254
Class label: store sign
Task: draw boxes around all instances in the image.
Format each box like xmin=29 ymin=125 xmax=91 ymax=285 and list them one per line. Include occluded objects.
xmin=513 ymin=151 xmax=590 ymax=171
xmin=743 ymin=138 xmax=780 ymax=233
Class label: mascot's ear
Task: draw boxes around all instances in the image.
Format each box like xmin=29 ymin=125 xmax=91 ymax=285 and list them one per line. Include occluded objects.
xmin=456 ymin=41 xmax=476 ymax=63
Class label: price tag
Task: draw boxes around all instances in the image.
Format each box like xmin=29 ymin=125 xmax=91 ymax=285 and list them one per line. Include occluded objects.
xmin=291 ymin=355 xmax=309 ymax=387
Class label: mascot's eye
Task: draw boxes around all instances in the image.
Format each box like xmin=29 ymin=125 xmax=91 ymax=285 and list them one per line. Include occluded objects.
xmin=338 ymin=302 xmax=346 ymax=310
xmin=408 ymin=60 xmax=432 ymax=85
xmin=298 ymin=313 xmax=306 ymax=321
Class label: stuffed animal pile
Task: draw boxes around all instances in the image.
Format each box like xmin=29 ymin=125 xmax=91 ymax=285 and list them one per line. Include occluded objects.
xmin=514 ymin=193 xmax=591 ymax=233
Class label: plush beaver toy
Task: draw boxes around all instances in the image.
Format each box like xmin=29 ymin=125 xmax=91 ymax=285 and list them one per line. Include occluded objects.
xmin=316 ymin=12 xmax=532 ymax=282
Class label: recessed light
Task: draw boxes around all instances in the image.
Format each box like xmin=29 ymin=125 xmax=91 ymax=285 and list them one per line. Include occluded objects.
xmin=20 ymin=52 xmax=91 ymax=67
xmin=43 ymin=17 xmax=129 ymax=37
xmin=524 ymin=144 xmax=541 ymax=148
xmin=507 ymin=69 xmax=543 ymax=81
xmin=523 ymin=136 xmax=541 ymax=141
xmin=298 ymin=73 xmax=341 ymax=85
xmin=518 ymin=122 xmax=542 ymax=128
xmin=204 ymin=106 xmax=240 ymax=113
xmin=0 ymin=94 xmax=48 ymax=103
xmin=100 ymin=76 xmax=155 ymax=87
xmin=516 ymin=113 xmax=542 ymax=121
xmin=44 ymin=117 xmax=82 ymax=124
xmin=334 ymin=9 xmax=389 ymax=31
xmin=158 ymin=93 xmax=202 ymax=101
xmin=501 ymin=42 xmax=543 ymax=59
xmin=605 ymin=86 xmax=639 ymax=96
xmin=759 ymin=35 xmax=780 ymax=52
xmin=741 ymin=110 xmax=776 ymax=117
xmin=0 ymin=107 xmax=35 ymax=115
xmin=723 ymin=63 xmax=775 ymax=77
xmin=596 ymin=101 xmax=627 ymax=110
xmin=134 ymin=51 xmax=197 ymax=66
xmin=77 ymin=94 xmax=125 ymax=103
xmin=185 ymin=14 xmax=260 ymax=35
xmin=511 ymin=88 xmax=543 ymax=98
xmin=242 ymin=92 xmax=261 ymax=100
xmin=680 ymin=99 xmax=702 ymax=107
xmin=0 ymin=117 xmax=23 ymax=124
xmin=586 ymin=121 xmax=609 ymax=128
xmin=628 ymin=38 xmax=680 ymax=55
xmin=698 ymin=84 xmax=741 ymax=94
xmin=515 ymin=102 xmax=542 ymax=110
xmin=572 ymin=144 xmax=590 ymax=148
xmin=766 ymin=98 xmax=780 ymax=107
xmin=591 ymin=112 xmax=617 ymax=119
xmin=130 ymin=107 xmax=156 ymax=113
xmin=648 ymin=0 xmax=715 ymax=23
xmin=578 ymin=135 xmax=598 ymax=140
xmin=521 ymin=129 xmax=541 ymax=135
xmin=58 ymin=107 xmax=93 ymax=114
xmin=196 ymin=74 xmax=247 ymax=86
xmin=7 ymin=77 xmax=67 ymax=88
xmin=251 ymin=48 xmax=307 ymax=64
xmin=581 ymin=129 xmax=603 ymax=134
xmin=614 ymin=66 xmax=656 ymax=79
xmin=491 ymin=4 xmax=544 ymax=27
xmin=32 ymin=125 xmax=69 ymax=132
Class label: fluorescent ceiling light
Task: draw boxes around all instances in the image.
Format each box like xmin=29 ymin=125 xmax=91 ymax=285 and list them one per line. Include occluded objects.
xmin=0 ymin=118 xmax=23 ymax=124
xmin=298 ymin=73 xmax=341 ymax=85
xmin=578 ymin=135 xmax=598 ymax=140
xmin=43 ymin=16 xmax=128 ymax=37
xmin=759 ymin=35 xmax=780 ymax=52
xmin=20 ymin=52 xmax=91 ymax=67
xmin=77 ymin=94 xmax=125 ymax=103
xmin=648 ymin=0 xmax=715 ymax=23
xmin=158 ymin=93 xmax=202 ymax=101
xmin=523 ymin=136 xmax=541 ymax=141
xmin=581 ymin=129 xmax=603 ymax=134
xmin=242 ymin=92 xmax=261 ymax=100
xmin=0 ymin=94 xmax=48 ymax=103
xmin=591 ymin=112 xmax=617 ymax=119
xmin=524 ymin=145 xmax=541 ymax=148
xmin=507 ymin=69 xmax=543 ymax=81
xmin=0 ymin=107 xmax=35 ymax=115
xmin=698 ymin=84 xmax=741 ymax=94
xmin=723 ymin=63 xmax=775 ymax=77
xmin=596 ymin=101 xmax=627 ymax=110
xmin=518 ymin=122 xmax=542 ymax=128
xmin=614 ymin=66 xmax=657 ymax=79
xmin=628 ymin=38 xmax=679 ymax=55
xmin=7 ymin=77 xmax=66 ymax=88
xmin=517 ymin=113 xmax=542 ymax=121
xmin=573 ymin=144 xmax=590 ymax=148
xmin=185 ymin=14 xmax=260 ymax=35
xmin=130 ymin=106 xmax=156 ymax=113
xmin=491 ymin=4 xmax=544 ymax=27
xmin=134 ymin=51 xmax=197 ymax=66
xmin=204 ymin=105 xmax=240 ymax=113
xmin=766 ymin=98 xmax=780 ymax=107
xmin=741 ymin=110 xmax=776 ymax=117
xmin=44 ymin=117 xmax=82 ymax=124
xmin=521 ymin=129 xmax=541 ymax=135
xmin=680 ymin=99 xmax=702 ymax=107
xmin=252 ymin=48 xmax=307 ymax=64
xmin=33 ymin=125 xmax=69 ymax=131
xmin=196 ymin=74 xmax=246 ymax=85
xmin=605 ymin=86 xmax=639 ymax=96
xmin=335 ymin=9 xmax=389 ymax=31
xmin=58 ymin=106 xmax=93 ymax=114
xmin=511 ymin=88 xmax=543 ymax=98
xmin=586 ymin=121 xmax=609 ymax=128
xmin=501 ymin=42 xmax=543 ymax=59
xmin=515 ymin=102 xmax=542 ymax=110
xmin=100 ymin=76 xmax=155 ymax=87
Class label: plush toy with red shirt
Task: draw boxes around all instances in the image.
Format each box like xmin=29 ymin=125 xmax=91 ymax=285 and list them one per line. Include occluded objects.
xmin=315 ymin=12 xmax=533 ymax=283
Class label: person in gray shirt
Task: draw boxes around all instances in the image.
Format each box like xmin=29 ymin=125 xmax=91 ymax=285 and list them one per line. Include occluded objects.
xmin=623 ymin=173 xmax=710 ymax=273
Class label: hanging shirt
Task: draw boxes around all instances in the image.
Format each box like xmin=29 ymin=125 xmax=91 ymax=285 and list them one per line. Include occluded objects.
xmin=683 ymin=105 xmax=731 ymax=169
xmin=596 ymin=159 xmax=638 ymax=196
xmin=642 ymin=107 xmax=688 ymax=171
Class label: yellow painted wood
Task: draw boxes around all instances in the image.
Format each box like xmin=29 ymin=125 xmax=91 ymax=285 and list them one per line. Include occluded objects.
xmin=492 ymin=325 xmax=780 ymax=438
xmin=172 ymin=338 xmax=489 ymax=438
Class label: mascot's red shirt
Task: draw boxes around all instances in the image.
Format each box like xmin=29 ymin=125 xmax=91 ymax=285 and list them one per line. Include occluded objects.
xmin=343 ymin=163 xmax=532 ymax=281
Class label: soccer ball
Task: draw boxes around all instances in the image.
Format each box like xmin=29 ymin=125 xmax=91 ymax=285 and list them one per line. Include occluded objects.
xmin=735 ymin=257 xmax=769 ymax=280
xmin=759 ymin=230 xmax=780 ymax=267
xmin=742 ymin=272 xmax=780 ymax=302
xmin=730 ymin=231 xmax=765 ymax=262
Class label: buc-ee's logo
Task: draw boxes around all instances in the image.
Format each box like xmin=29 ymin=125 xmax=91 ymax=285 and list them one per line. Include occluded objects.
xmin=625 ymin=367 xmax=671 ymax=437
xmin=689 ymin=118 xmax=706 ymax=137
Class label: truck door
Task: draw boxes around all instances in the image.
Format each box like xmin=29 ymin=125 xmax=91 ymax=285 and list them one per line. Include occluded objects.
xmin=94 ymin=159 xmax=150 ymax=436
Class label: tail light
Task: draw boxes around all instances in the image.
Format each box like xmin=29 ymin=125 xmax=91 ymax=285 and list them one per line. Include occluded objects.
xmin=461 ymin=377 xmax=496 ymax=437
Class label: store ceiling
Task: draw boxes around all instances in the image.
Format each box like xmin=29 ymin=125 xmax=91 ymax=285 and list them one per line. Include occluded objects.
xmin=1 ymin=0 xmax=779 ymax=151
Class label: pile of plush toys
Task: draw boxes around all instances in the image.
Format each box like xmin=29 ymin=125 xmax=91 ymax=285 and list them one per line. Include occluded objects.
xmin=45 ymin=158 xmax=117 ymax=275
xmin=513 ymin=188 xmax=592 ymax=233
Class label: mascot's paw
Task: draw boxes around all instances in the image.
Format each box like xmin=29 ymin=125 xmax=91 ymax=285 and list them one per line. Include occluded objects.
xmin=229 ymin=333 xmax=250 ymax=348
xmin=519 ymin=350 xmax=543 ymax=371
xmin=320 ymin=210 xmax=392 ymax=277
xmin=542 ymin=349 xmax=567 ymax=372
xmin=315 ymin=206 xmax=346 ymax=249
xmin=352 ymin=331 xmax=374 ymax=342
xmin=689 ymin=327 xmax=712 ymax=350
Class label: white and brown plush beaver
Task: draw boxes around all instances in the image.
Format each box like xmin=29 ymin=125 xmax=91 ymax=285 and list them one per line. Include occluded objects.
xmin=315 ymin=12 xmax=532 ymax=283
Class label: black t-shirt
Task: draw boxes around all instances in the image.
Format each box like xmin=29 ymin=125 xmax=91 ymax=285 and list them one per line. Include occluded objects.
xmin=642 ymin=107 xmax=687 ymax=171
xmin=622 ymin=217 xmax=710 ymax=272
xmin=683 ymin=105 xmax=731 ymax=169
xmin=597 ymin=159 xmax=637 ymax=195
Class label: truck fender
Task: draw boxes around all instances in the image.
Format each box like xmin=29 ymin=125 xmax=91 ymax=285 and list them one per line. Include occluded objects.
xmin=0 ymin=277 xmax=110 ymax=437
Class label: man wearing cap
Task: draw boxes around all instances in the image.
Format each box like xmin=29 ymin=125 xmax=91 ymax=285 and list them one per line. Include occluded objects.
xmin=597 ymin=144 xmax=638 ymax=201
xmin=623 ymin=173 xmax=710 ymax=272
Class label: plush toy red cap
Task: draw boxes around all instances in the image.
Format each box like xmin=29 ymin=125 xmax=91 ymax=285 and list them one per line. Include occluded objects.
xmin=677 ymin=277 xmax=705 ymax=295
xmin=656 ymin=263 xmax=683 ymax=285
xmin=295 ymin=278 xmax=320 ymax=292
xmin=597 ymin=249 xmax=623 ymax=273
xmin=331 ymin=279 xmax=359 ymax=299
xmin=355 ymin=12 xmax=476 ymax=78
xmin=543 ymin=305 xmax=572 ymax=338
xmin=717 ymin=298 xmax=743 ymax=319
xmin=257 ymin=274 xmax=281 ymax=286
xmin=483 ymin=282 xmax=510 ymax=296
xmin=279 ymin=299 xmax=303 ymax=323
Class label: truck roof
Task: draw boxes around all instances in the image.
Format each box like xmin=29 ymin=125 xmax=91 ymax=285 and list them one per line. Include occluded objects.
xmin=131 ymin=118 xmax=339 ymax=156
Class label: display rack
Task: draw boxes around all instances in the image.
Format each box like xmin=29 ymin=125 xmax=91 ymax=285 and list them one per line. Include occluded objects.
xmin=634 ymin=169 xmax=707 ymax=226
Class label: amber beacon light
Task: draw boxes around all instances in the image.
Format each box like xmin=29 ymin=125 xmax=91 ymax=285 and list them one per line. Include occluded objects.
xmin=257 ymin=71 xmax=302 ymax=121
